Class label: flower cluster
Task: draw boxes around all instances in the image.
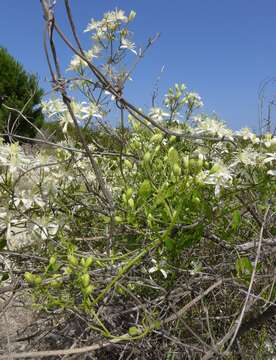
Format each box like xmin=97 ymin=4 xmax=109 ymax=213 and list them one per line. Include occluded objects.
xmin=42 ymin=99 xmax=102 ymax=133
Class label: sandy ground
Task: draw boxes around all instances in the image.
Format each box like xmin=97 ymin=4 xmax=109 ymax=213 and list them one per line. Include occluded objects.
xmin=0 ymin=291 xmax=36 ymax=355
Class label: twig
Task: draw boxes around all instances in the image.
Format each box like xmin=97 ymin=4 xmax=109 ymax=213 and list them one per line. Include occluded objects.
xmin=226 ymin=205 xmax=270 ymax=350
xmin=0 ymin=336 xmax=129 ymax=359
xmin=162 ymin=279 xmax=222 ymax=324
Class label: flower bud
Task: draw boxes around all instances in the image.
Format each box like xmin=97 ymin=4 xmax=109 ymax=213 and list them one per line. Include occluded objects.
xmin=81 ymin=274 xmax=90 ymax=288
xmin=128 ymin=10 xmax=136 ymax=21
xmin=139 ymin=179 xmax=151 ymax=195
xmin=128 ymin=198 xmax=135 ymax=209
xmin=154 ymin=145 xmax=160 ymax=153
xmin=169 ymin=135 xmax=176 ymax=143
xmin=147 ymin=213 xmax=154 ymax=226
xmin=143 ymin=152 xmax=151 ymax=163
xmin=49 ymin=255 xmax=57 ymax=266
xmin=172 ymin=163 xmax=181 ymax=176
xmin=50 ymin=279 xmax=60 ymax=288
xmin=183 ymin=156 xmax=189 ymax=169
xmin=33 ymin=275 xmax=42 ymax=286
xmin=68 ymin=255 xmax=78 ymax=267
xmin=64 ymin=266 xmax=72 ymax=275
xmin=150 ymin=133 xmax=163 ymax=143
xmin=197 ymin=158 xmax=203 ymax=169
xmin=168 ymin=147 xmax=179 ymax=164
xmin=189 ymin=158 xmax=196 ymax=169
xmin=83 ymin=284 xmax=93 ymax=296
xmin=115 ymin=215 xmax=123 ymax=224
xmin=133 ymin=121 xmax=140 ymax=131
xmin=210 ymin=164 xmax=221 ymax=173
xmin=126 ymin=187 xmax=133 ymax=199
xmin=84 ymin=256 xmax=93 ymax=268
xmin=24 ymin=272 xmax=33 ymax=283
xmin=192 ymin=196 xmax=201 ymax=205
xmin=124 ymin=159 xmax=133 ymax=169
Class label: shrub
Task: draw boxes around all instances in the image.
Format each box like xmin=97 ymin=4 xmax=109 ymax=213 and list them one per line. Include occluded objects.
xmin=0 ymin=47 xmax=44 ymax=140
xmin=0 ymin=3 xmax=275 ymax=359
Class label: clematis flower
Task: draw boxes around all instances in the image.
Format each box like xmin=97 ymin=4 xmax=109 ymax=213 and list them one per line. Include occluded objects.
xmin=82 ymin=103 xmax=103 ymax=120
xmin=194 ymin=116 xmax=234 ymax=140
xmin=236 ymin=128 xmax=260 ymax=144
xmin=120 ymin=38 xmax=137 ymax=54
xmin=59 ymin=112 xmax=74 ymax=133
xmin=148 ymin=107 xmax=170 ymax=122
xmin=204 ymin=162 xmax=233 ymax=196
xmin=148 ymin=259 xmax=168 ymax=278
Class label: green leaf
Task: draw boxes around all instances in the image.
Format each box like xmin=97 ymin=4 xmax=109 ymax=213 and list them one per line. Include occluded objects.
xmin=128 ymin=326 xmax=139 ymax=336
xmin=0 ymin=272 xmax=9 ymax=283
xmin=80 ymin=273 xmax=90 ymax=288
xmin=24 ymin=272 xmax=34 ymax=283
xmin=235 ymin=257 xmax=253 ymax=279
xmin=152 ymin=320 xmax=161 ymax=330
xmin=0 ymin=238 xmax=7 ymax=250
xmin=232 ymin=210 xmax=241 ymax=230
xmin=164 ymin=238 xmax=175 ymax=251
xmin=168 ymin=147 xmax=179 ymax=165
xmin=138 ymin=179 xmax=151 ymax=197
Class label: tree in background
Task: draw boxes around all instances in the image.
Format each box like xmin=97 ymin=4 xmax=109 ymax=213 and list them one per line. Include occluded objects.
xmin=0 ymin=47 xmax=44 ymax=140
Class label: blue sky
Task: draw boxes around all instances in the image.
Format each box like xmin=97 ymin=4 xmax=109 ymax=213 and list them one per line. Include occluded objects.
xmin=1 ymin=0 xmax=276 ymax=130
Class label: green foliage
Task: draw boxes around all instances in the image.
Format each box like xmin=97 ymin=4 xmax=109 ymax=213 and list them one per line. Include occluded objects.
xmin=1 ymin=4 xmax=276 ymax=358
xmin=232 ymin=209 xmax=241 ymax=231
xmin=0 ymin=47 xmax=44 ymax=140
xmin=235 ymin=256 xmax=253 ymax=282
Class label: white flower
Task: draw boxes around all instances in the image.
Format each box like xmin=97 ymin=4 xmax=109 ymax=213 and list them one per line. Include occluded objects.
xmin=104 ymin=90 xmax=116 ymax=101
xmin=187 ymin=92 xmax=204 ymax=108
xmin=263 ymin=152 xmax=276 ymax=164
xmin=120 ymin=38 xmax=137 ymax=54
xmin=89 ymin=44 xmax=103 ymax=57
xmin=85 ymin=49 xmax=99 ymax=61
xmin=189 ymin=260 xmax=202 ymax=275
xmin=104 ymin=9 xmax=128 ymax=23
xmin=8 ymin=143 xmax=21 ymax=174
xmin=267 ymin=169 xmax=276 ymax=176
xmin=204 ymin=162 xmax=233 ymax=196
xmin=262 ymin=134 xmax=276 ymax=148
xmin=82 ymin=103 xmax=103 ymax=120
xmin=194 ymin=116 xmax=234 ymax=140
xmin=32 ymin=217 xmax=59 ymax=241
xmin=148 ymin=107 xmax=170 ymax=122
xmin=41 ymin=99 xmax=67 ymax=118
xmin=14 ymin=191 xmax=33 ymax=209
xmin=67 ymin=46 xmax=100 ymax=72
xmin=264 ymin=153 xmax=276 ymax=177
xmin=236 ymin=128 xmax=260 ymax=144
xmin=236 ymin=148 xmax=260 ymax=166
xmin=67 ymin=55 xmax=87 ymax=71
xmin=128 ymin=10 xmax=136 ymax=22
xmin=148 ymin=259 xmax=168 ymax=278
xmin=84 ymin=19 xmax=101 ymax=32
xmin=71 ymin=101 xmax=86 ymax=119
xmin=59 ymin=112 xmax=74 ymax=133
xmin=92 ymin=28 xmax=106 ymax=40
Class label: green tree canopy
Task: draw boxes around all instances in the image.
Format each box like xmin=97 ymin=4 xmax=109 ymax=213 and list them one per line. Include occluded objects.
xmin=0 ymin=47 xmax=44 ymax=140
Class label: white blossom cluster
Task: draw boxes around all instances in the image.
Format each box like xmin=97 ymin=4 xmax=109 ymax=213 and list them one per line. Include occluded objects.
xmin=0 ymin=139 xmax=98 ymax=249
xmin=41 ymin=99 xmax=102 ymax=133
xmin=67 ymin=9 xmax=137 ymax=73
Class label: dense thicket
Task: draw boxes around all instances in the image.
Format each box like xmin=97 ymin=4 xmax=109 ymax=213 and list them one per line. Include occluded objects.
xmin=0 ymin=47 xmax=44 ymax=140
xmin=0 ymin=3 xmax=275 ymax=360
